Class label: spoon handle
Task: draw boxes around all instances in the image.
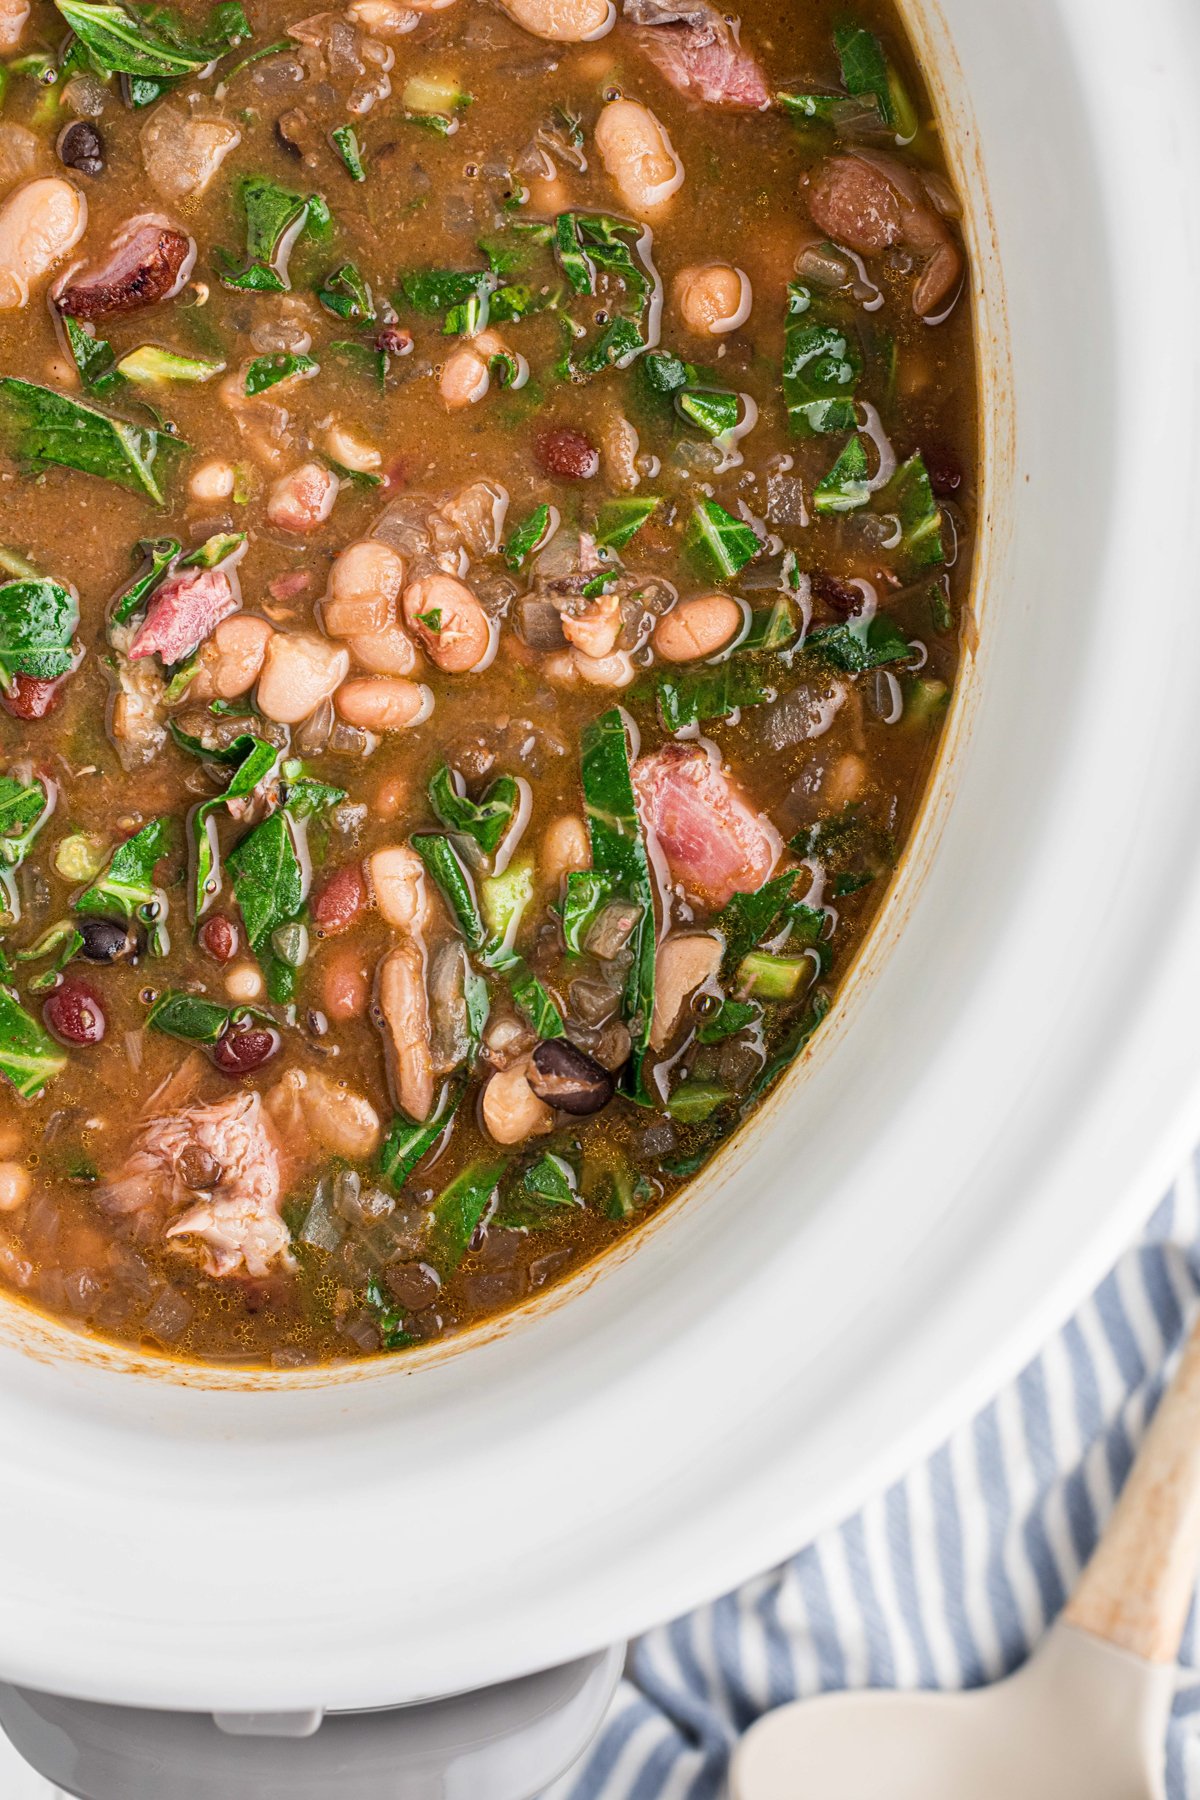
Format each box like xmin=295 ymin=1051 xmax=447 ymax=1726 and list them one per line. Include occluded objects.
xmin=1065 ymin=1310 xmax=1200 ymax=1662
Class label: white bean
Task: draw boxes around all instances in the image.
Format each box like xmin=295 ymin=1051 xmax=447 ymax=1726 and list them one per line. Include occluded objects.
xmin=652 ymin=594 xmax=742 ymax=663
xmin=256 ymin=631 xmax=349 ymax=725
xmin=324 ymin=539 xmax=405 ymax=637
xmin=402 ymin=573 xmax=491 ymax=673
xmin=193 ymin=614 xmax=274 ymax=701
xmin=482 ymin=1060 xmax=553 ymax=1145
xmin=348 ymin=623 xmax=418 ymax=676
xmin=334 ymin=676 xmax=431 ymax=732
xmin=0 ymin=178 xmax=86 ymax=310
xmin=368 ymin=844 xmax=430 ymax=932
xmin=594 ymin=100 xmax=682 ymax=215
xmin=189 ymin=457 xmax=235 ymax=502
xmin=377 ymin=941 xmax=435 ymax=1122
xmin=0 ymin=1161 xmax=30 ymax=1212
xmin=573 ymin=648 xmax=636 ymax=688
xmin=496 ymin=0 xmax=611 ymax=37
xmin=324 ymin=422 xmax=380 ymax=472
xmin=541 ymin=814 xmax=590 ymax=886
xmin=439 ymin=329 xmax=505 ymax=409
xmin=561 ymin=592 xmax=622 ymax=660
xmin=224 ymin=961 xmax=264 ymax=1003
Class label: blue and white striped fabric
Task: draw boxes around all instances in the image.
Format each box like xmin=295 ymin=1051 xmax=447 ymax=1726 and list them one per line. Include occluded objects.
xmin=550 ymin=1154 xmax=1200 ymax=1800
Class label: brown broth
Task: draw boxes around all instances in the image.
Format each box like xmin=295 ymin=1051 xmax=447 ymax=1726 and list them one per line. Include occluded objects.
xmin=0 ymin=0 xmax=976 ymax=1365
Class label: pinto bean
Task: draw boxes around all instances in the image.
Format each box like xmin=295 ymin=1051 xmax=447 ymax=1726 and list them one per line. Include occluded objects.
xmin=594 ymin=99 xmax=683 ymax=214
xmin=496 ymin=0 xmax=612 ymax=39
xmin=322 ymin=946 xmax=371 ymax=1020
xmin=439 ymin=329 xmax=505 ymax=409
xmin=482 ymin=1059 xmax=553 ymax=1145
xmin=377 ymin=941 xmax=435 ymax=1122
xmin=311 ymin=863 xmax=366 ymax=936
xmin=193 ymin=614 xmax=274 ymax=701
xmin=0 ymin=1163 xmax=30 ymax=1212
xmin=256 ymin=631 xmax=350 ymax=725
xmin=541 ymin=814 xmax=590 ymax=886
xmin=266 ymin=461 xmax=339 ymax=534
xmin=534 ymin=426 xmax=599 ymax=480
xmin=367 ymin=844 xmax=430 ymax=932
xmin=673 ymin=262 xmax=752 ymax=335
xmin=650 ymin=932 xmax=722 ymax=1050
xmin=324 ymin=422 xmax=380 ymax=473
xmin=562 ymin=591 xmax=622 ymax=659
xmin=325 ymin=539 xmax=405 ymax=637
xmin=0 ymin=177 xmax=86 ymax=310
xmin=335 ymin=676 xmax=431 ymax=732
xmin=652 ymin=594 xmax=742 ymax=663
xmin=402 ymin=573 xmax=491 ymax=673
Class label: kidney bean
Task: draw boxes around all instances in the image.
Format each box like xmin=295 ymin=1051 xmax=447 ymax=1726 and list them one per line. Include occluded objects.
xmin=212 ymin=1024 xmax=280 ymax=1076
xmin=2 ymin=673 xmax=65 ymax=719
xmin=922 ymin=445 xmax=964 ymax=496
xmin=44 ymin=977 xmax=106 ymax=1047
xmin=375 ymin=325 xmax=413 ymax=356
xmin=810 ymin=570 xmax=862 ymax=618
xmin=311 ymin=863 xmax=366 ymax=937
xmin=534 ymin=426 xmax=599 ymax=481
xmin=528 ymin=1038 xmax=616 ymax=1114
xmin=198 ymin=915 xmax=238 ymax=963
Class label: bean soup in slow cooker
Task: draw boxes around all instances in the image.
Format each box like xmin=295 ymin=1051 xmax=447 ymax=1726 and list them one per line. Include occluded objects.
xmin=0 ymin=0 xmax=975 ymax=1363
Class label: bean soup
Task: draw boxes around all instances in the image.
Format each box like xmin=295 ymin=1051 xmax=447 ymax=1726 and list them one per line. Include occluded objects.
xmin=0 ymin=0 xmax=976 ymax=1364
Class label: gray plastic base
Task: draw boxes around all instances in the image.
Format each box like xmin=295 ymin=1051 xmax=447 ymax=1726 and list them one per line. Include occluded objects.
xmin=0 ymin=1646 xmax=624 ymax=1800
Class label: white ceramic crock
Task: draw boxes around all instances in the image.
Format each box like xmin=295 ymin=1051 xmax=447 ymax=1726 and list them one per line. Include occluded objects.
xmin=0 ymin=0 xmax=1197 ymax=1734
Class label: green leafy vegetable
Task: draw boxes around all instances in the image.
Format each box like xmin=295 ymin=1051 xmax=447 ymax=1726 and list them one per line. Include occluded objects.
xmin=835 ymin=19 xmax=917 ymax=138
xmin=559 ymin=869 xmax=614 ymax=955
xmin=479 ymin=858 xmax=533 ymax=948
xmin=783 ymin=284 xmax=862 ymax=435
xmin=116 ymin=346 xmax=225 ymax=384
xmin=776 ymin=90 xmax=849 ymax=124
xmin=656 ymin=660 xmax=768 ymax=732
xmin=413 ymin=833 xmax=565 ymax=1035
xmin=218 ymin=177 xmax=330 ymax=294
xmin=696 ymin=998 xmax=760 ymax=1043
xmin=687 ymin=498 xmax=760 ymax=580
xmin=552 ymin=212 xmax=658 ymax=376
xmin=804 ymin=612 xmax=913 ymax=673
xmin=398 ymin=268 xmax=494 ymax=316
xmin=0 ymin=377 xmax=184 ymax=503
xmin=0 ymin=987 xmax=67 ymax=1099
xmin=12 ymin=919 xmax=85 ymax=991
xmin=109 ymin=537 xmax=180 ymax=629
xmin=426 ymin=1158 xmax=506 ymax=1278
xmin=243 ymin=352 xmax=319 ymax=396
xmin=594 ymin=496 xmax=658 ymax=551
xmin=317 ymin=262 xmax=375 ymax=323
xmin=813 ymin=435 xmax=870 ymax=514
xmin=63 ymin=317 xmax=121 ymax=396
xmin=742 ymin=595 xmax=799 ymax=652
xmin=676 ymin=387 xmax=739 ymax=440
xmin=191 ymin=734 xmax=280 ymax=918
xmin=504 ymin=502 xmax=553 ymax=569
xmin=147 ymin=990 xmax=256 ymax=1043
xmin=330 ymin=123 xmax=366 ymax=181
xmin=641 ymin=350 xmax=689 ymax=396
xmin=428 ymin=762 xmax=522 ymax=863
xmin=227 ymin=811 xmax=303 ymax=1000
xmin=75 ymin=817 xmax=173 ymax=931
xmin=579 ymin=708 xmax=655 ymax=1097
xmin=53 ymin=0 xmax=249 ymax=79
xmin=0 ymin=773 xmax=53 ymax=921
xmin=716 ymin=872 xmax=797 ymax=975
xmin=363 ymin=1274 xmax=415 ymax=1349
xmin=665 ymin=1080 xmax=733 ymax=1124
xmin=0 ymin=577 xmax=77 ymax=689
xmin=883 ymin=453 xmax=945 ymax=571
xmin=494 ymin=1152 xmax=579 ymax=1229
xmin=791 ymin=803 xmax=894 ymax=896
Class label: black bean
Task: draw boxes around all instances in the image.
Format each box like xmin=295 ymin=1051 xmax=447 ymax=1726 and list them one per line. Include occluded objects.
xmin=57 ymin=121 xmax=105 ymax=177
xmin=528 ymin=1038 xmax=615 ymax=1115
xmin=78 ymin=916 xmax=141 ymax=964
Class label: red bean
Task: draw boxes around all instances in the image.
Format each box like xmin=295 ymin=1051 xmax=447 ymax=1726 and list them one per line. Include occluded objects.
xmin=198 ymin=915 xmax=238 ymax=963
xmin=44 ymin=977 xmax=106 ymax=1046
xmin=376 ymin=325 xmax=413 ymax=357
xmin=534 ymin=427 xmax=599 ymax=481
xmin=322 ymin=948 xmax=370 ymax=1021
xmin=212 ymin=1025 xmax=280 ymax=1076
xmin=810 ymin=570 xmax=862 ymax=618
xmin=923 ymin=446 xmax=964 ymax=497
xmin=311 ymin=863 xmax=366 ymax=937
xmin=3 ymin=674 xmax=64 ymax=720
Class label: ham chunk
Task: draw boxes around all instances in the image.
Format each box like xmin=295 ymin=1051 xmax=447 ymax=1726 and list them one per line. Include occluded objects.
xmin=101 ymin=1091 xmax=290 ymax=1279
xmin=128 ymin=566 xmax=239 ymax=665
xmin=622 ymin=0 xmax=769 ymax=109
xmin=806 ymin=150 xmax=963 ymax=317
xmin=56 ymin=214 xmax=194 ymax=321
xmin=632 ymin=742 xmax=780 ymax=905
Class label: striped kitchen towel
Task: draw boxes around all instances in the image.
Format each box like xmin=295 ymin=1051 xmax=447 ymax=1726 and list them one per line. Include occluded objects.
xmin=551 ymin=1152 xmax=1200 ymax=1800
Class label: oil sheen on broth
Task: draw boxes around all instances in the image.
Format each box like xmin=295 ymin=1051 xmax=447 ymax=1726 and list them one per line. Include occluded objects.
xmin=0 ymin=0 xmax=976 ymax=1365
